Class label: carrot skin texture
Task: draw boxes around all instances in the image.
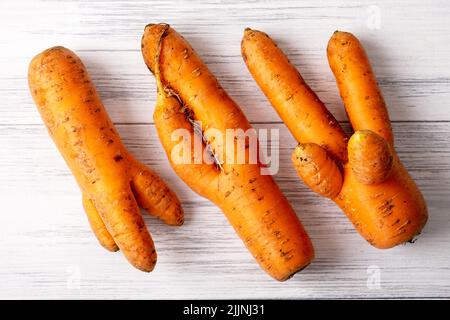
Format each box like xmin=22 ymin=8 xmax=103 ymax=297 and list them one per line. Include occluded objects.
xmin=327 ymin=31 xmax=393 ymax=145
xmin=241 ymin=28 xmax=348 ymax=163
xmin=28 ymin=46 xmax=183 ymax=271
xmin=244 ymin=29 xmax=428 ymax=249
xmin=143 ymin=24 xmax=314 ymax=281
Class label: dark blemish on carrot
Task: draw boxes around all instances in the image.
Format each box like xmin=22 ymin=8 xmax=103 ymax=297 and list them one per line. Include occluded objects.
xmin=114 ymin=155 xmax=123 ymax=162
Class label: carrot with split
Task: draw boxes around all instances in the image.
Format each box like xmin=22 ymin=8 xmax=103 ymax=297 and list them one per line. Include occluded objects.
xmin=28 ymin=46 xmax=183 ymax=271
xmin=142 ymin=23 xmax=314 ymax=281
xmin=242 ymin=29 xmax=427 ymax=249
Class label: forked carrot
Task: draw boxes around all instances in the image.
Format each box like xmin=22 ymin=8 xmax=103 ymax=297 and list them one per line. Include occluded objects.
xmin=242 ymin=29 xmax=427 ymax=248
xmin=29 ymin=46 xmax=183 ymax=271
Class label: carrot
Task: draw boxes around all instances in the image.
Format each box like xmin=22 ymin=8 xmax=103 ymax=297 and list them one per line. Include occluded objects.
xmin=142 ymin=24 xmax=314 ymax=281
xmin=242 ymin=29 xmax=428 ymax=249
xmin=28 ymin=46 xmax=183 ymax=271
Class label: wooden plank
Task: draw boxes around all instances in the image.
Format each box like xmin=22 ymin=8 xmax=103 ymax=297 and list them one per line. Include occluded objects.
xmin=1 ymin=0 xmax=450 ymax=124
xmin=0 ymin=122 xmax=449 ymax=299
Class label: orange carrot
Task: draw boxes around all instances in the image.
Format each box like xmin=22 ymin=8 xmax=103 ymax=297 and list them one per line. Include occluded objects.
xmin=242 ymin=29 xmax=428 ymax=249
xmin=28 ymin=46 xmax=183 ymax=271
xmin=142 ymin=24 xmax=314 ymax=281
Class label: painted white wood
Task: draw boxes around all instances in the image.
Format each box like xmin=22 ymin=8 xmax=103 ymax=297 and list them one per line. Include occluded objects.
xmin=1 ymin=0 xmax=450 ymax=299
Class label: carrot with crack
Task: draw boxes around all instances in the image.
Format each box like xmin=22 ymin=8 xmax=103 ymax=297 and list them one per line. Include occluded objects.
xmin=242 ymin=29 xmax=427 ymax=249
xmin=28 ymin=46 xmax=183 ymax=271
xmin=142 ymin=23 xmax=314 ymax=281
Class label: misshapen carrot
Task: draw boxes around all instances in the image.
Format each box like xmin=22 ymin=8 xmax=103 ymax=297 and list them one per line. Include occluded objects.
xmin=142 ymin=24 xmax=314 ymax=281
xmin=29 ymin=46 xmax=183 ymax=271
xmin=242 ymin=29 xmax=428 ymax=249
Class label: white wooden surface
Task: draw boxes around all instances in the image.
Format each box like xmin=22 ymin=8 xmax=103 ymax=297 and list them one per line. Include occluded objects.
xmin=1 ymin=0 xmax=450 ymax=299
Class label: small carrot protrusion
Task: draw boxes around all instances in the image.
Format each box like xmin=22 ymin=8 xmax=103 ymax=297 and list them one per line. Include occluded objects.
xmin=143 ymin=24 xmax=314 ymax=281
xmin=327 ymin=31 xmax=393 ymax=145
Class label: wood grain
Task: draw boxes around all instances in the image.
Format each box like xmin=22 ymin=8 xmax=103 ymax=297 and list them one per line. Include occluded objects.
xmin=1 ymin=0 xmax=449 ymax=299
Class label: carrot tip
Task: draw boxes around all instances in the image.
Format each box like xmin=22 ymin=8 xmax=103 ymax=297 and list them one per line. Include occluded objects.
xmin=279 ymin=262 xmax=312 ymax=282
xmin=145 ymin=23 xmax=169 ymax=31
xmin=106 ymin=244 xmax=119 ymax=252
